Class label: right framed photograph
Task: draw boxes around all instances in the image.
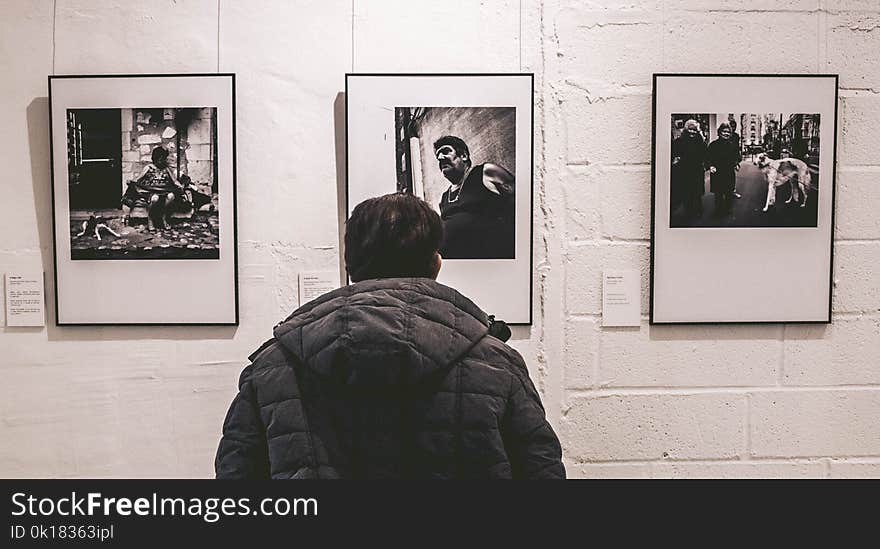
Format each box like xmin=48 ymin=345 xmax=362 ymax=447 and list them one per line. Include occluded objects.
xmin=651 ymin=74 xmax=838 ymax=323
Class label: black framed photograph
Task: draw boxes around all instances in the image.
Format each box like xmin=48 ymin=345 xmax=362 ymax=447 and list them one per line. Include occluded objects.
xmin=49 ymin=74 xmax=238 ymax=325
xmin=651 ymin=74 xmax=838 ymax=323
xmin=346 ymin=74 xmax=533 ymax=324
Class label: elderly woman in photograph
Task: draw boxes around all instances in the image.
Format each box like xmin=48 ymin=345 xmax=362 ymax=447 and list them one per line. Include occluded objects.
xmin=706 ymin=123 xmax=740 ymax=217
xmin=121 ymin=146 xmax=184 ymax=230
xmin=671 ymin=119 xmax=708 ymax=219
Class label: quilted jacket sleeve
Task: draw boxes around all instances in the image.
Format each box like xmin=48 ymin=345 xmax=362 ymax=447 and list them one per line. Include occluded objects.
xmin=215 ymin=365 xmax=271 ymax=479
xmin=501 ymin=369 xmax=566 ymax=479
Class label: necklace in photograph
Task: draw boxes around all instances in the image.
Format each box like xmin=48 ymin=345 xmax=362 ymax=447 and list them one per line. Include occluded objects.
xmin=447 ymin=166 xmax=471 ymax=203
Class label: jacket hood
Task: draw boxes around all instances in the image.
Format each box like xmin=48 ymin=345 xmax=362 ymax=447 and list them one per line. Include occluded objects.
xmin=272 ymin=278 xmax=490 ymax=388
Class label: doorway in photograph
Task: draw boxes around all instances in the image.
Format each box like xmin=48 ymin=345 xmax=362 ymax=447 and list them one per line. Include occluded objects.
xmin=68 ymin=109 xmax=123 ymax=210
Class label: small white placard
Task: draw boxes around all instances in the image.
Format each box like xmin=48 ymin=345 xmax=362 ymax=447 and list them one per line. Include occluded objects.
xmin=602 ymin=269 xmax=640 ymax=327
xmin=298 ymin=271 xmax=340 ymax=307
xmin=5 ymin=271 xmax=46 ymax=327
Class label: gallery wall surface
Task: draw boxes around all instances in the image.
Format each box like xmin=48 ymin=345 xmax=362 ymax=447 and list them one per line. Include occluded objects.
xmin=0 ymin=0 xmax=878 ymax=478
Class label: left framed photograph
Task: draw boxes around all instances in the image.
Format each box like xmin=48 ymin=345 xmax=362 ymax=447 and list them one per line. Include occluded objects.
xmin=346 ymin=73 xmax=534 ymax=324
xmin=49 ymin=74 xmax=238 ymax=325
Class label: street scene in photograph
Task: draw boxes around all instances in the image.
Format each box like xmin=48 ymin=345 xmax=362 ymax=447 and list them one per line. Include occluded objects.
xmin=670 ymin=113 xmax=820 ymax=228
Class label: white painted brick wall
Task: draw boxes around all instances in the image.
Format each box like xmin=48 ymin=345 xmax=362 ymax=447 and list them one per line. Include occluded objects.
xmin=53 ymin=0 xmax=219 ymax=74
xmin=828 ymin=460 xmax=880 ymax=478
xmin=567 ymin=459 xmax=829 ymax=479
xmin=650 ymin=461 xmax=826 ymax=479
xmin=563 ymin=393 xmax=746 ymax=461
xmin=563 ymin=318 xmax=598 ymax=389
xmin=750 ymin=391 xmax=880 ymax=457
xmin=833 ymin=242 xmax=880 ymax=313
xmin=835 ymin=169 xmax=880 ymax=239
xmin=783 ymin=318 xmax=880 ymax=385
xmin=0 ymin=0 xmax=877 ymax=478
xmin=827 ymin=12 xmax=880 ymax=90
xmin=561 ymin=165 xmax=653 ymax=241
xmin=664 ymin=12 xmax=820 ymax=73
xmin=553 ymin=9 xmax=663 ymax=86
xmin=561 ymin=166 xmax=601 ymax=241
xmin=598 ymin=322 xmax=782 ymax=388
xmin=840 ymin=94 xmax=880 ymax=166
xmin=561 ymin=93 xmax=653 ymax=165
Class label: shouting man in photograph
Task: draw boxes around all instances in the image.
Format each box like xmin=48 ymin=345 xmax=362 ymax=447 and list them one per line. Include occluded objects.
xmin=433 ymin=136 xmax=515 ymax=259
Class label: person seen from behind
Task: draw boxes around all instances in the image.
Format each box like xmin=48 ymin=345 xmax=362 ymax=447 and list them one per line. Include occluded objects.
xmin=215 ymin=192 xmax=565 ymax=479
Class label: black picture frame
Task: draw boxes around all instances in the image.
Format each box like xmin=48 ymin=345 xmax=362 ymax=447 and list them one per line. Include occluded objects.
xmin=650 ymin=73 xmax=838 ymax=325
xmin=345 ymin=73 xmax=535 ymax=325
xmin=49 ymin=73 xmax=239 ymax=326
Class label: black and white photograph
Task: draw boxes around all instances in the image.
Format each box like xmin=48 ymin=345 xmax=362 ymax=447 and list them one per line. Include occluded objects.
xmin=670 ymin=112 xmax=820 ymax=228
xmin=346 ymin=74 xmax=533 ymax=324
xmin=67 ymin=107 xmax=219 ymax=259
xmin=50 ymin=74 xmax=238 ymax=325
xmin=651 ymin=75 xmax=838 ymax=324
xmin=394 ymin=106 xmax=516 ymax=259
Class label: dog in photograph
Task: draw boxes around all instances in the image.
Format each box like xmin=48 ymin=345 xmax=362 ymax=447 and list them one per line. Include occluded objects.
xmin=755 ymin=153 xmax=813 ymax=211
xmin=75 ymin=215 xmax=120 ymax=241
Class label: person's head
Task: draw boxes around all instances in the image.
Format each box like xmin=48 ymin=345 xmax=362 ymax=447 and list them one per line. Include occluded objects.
xmin=729 ymin=119 xmax=737 ymax=131
xmin=433 ymin=135 xmax=471 ymax=183
xmin=344 ymin=192 xmax=443 ymax=283
xmin=718 ymin=123 xmax=731 ymax=140
xmin=684 ymin=119 xmax=700 ymax=137
xmin=151 ymin=146 xmax=169 ymax=168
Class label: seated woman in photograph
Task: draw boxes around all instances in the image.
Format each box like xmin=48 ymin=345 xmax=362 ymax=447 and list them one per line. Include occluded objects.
xmin=121 ymin=146 xmax=184 ymax=230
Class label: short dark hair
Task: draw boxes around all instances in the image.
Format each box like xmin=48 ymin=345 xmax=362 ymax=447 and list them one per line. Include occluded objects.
xmin=718 ymin=122 xmax=731 ymax=133
xmin=345 ymin=192 xmax=443 ymax=282
xmin=151 ymin=146 xmax=169 ymax=163
xmin=433 ymin=135 xmax=470 ymax=159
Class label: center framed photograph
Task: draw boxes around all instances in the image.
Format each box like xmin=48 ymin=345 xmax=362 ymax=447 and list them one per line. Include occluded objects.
xmin=345 ymin=74 xmax=534 ymax=324
xmin=651 ymin=74 xmax=838 ymax=324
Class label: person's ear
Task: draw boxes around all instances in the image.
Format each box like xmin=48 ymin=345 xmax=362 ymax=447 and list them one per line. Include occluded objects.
xmin=429 ymin=252 xmax=442 ymax=280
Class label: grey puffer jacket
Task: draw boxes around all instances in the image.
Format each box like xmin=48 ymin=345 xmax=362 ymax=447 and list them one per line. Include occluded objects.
xmin=215 ymin=278 xmax=564 ymax=479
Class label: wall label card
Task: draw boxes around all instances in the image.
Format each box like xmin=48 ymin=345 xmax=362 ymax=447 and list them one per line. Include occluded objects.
xmin=298 ymin=271 xmax=341 ymax=307
xmin=5 ymin=271 xmax=46 ymax=327
xmin=602 ymin=269 xmax=640 ymax=327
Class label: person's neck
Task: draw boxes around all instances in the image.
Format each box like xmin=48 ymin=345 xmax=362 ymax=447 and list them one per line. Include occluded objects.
xmin=448 ymin=165 xmax=471 ymax=187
